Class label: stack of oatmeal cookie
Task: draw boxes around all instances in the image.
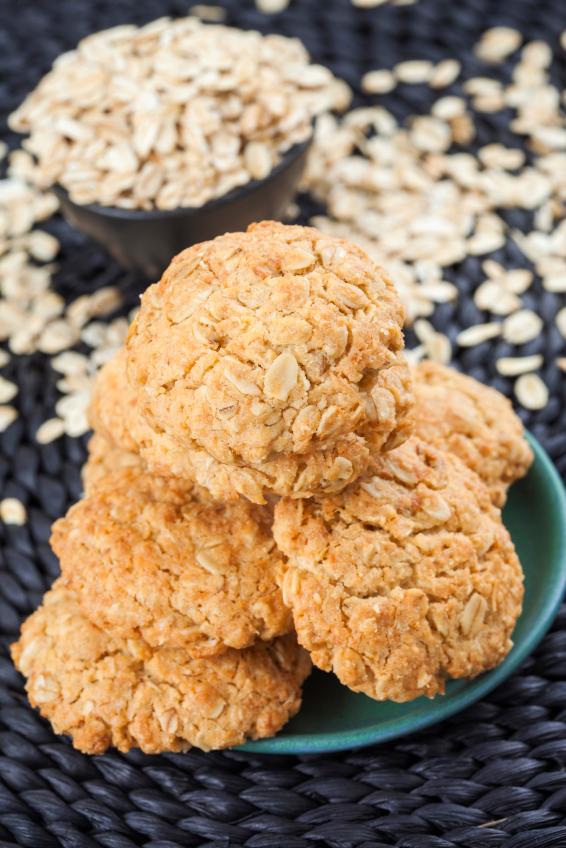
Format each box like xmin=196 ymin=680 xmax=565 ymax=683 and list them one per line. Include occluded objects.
xmin=12 ymin=222 xmax=533 ymax=753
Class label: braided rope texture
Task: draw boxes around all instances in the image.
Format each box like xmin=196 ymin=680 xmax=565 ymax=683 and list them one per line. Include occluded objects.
xmin=1 ymin=0 xmax=566 ymax=845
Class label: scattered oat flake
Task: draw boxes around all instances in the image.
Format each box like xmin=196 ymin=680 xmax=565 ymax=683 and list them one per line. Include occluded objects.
xmin=255 ymin=0 xmax=289 ymax=10
xmin=63 ymin=408 xmax=90 ymax=438
xmin=482 ymin=261 xmax=503 ymax=280
xmin=432 ymin=97 xmax=466 ymax=120
xmin=0 ymin=377 xmax=17 ymax=403
xmin=532 ymin=127 xmax=566 ymax=150
xmin=419 ymin=281 xmax=458 ymax=302
xmin=496 ymin=355 xmax=543 ymax=376
xmin=473 ymin=93 xmax=506 ymax=113
xmin=189 ymin=4 xmax=227 ymax=19
xmin=557 ymin=357 xmax=566 ymax=372
xmin=502 ymin=270 xmax=533 ymax=295
xmin=36 ymin=417 xmax=66 ymax=444
xmin=410 ymin=116 xmax=451 ymax=153
xmin=456 ymin=323 xmax=502 ymax=347
xmin=503 ymin=310 xmax=543 ymax=345
xmin=0 ymin=350 xmax=10 ymax=368
xmin=38 ymin=321 xmax=80 ymax=355
xmin=522 ymin=40 xmax=552 ymax=68
xmin=362 ymin=70 xmax=396 ymax=94
xmin=55 ymin=390 xmax=90 ymax=419
xmin=413 ymin=319 xmax=436 ymax=343
xmin=464 ymin=77 xmax=503 ymax=96
xmin=88 ymin=287 xmax=122 ymax=317
xmin=57 ymin=373 xmax=92 ymax=394
xmin=51 ymin=351 xmax=90 ymax=375
xmin=284 ymin=201 xmax=300 ymax=220
xmin=81 ymin=323 xmax=107 ymax=348
xmin=475 ymin=27 xmax=522 ymax=63
xmin=0 ymin=497 xmax=27 ymax=525
xmin=0 ymin=405 xmax=18 ymax=432
xmin=543 ymin=274 xmax=566 ymax=293
xmin=27 ymin=230 xmax=59 ymax=262
xmin=430 ymin=59 xmax=461 ymax=88
xmin=9 ymin=329 xmax=36 ymax=356
xmin=467 ymin=231 xmax=506 ymax=255
xmin=514 ymin=373 xmax=548 ymax=410
xmin=479 ymin=144 xmax=525 ymax=170
xmin=394 ymin=60 xmax=434 ymax=84
xmin=474 ymin=281 xmax=521 ymax=315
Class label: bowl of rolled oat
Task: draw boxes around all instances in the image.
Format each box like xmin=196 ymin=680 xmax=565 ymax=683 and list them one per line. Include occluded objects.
xmin=9 ymin=16 xmax=348 ymax=277
xmin=52 ymin=136 xmax=312 ymax=278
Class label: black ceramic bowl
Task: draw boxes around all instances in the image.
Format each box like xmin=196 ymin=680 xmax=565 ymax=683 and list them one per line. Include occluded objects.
xmin=54 ymin=135 xmax=312 ymax=280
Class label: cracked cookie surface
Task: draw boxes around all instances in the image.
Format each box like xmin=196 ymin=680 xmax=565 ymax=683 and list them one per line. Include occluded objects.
xmin=11 ymin=582 xmax=310 ymax=754
xmin=92 ymin=346 xmax=378 ymax=504
xmin=413 ymin=362 xmax=533 ymax=506
xmin=274 ymin=436 xmax=523 ymax=703
xmin=126 ymin=221 xmax=413 ymax=500
xmin=53 ymin=463 xmax=291 ymax=656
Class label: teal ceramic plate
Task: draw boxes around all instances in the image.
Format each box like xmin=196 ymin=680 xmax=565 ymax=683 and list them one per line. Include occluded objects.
xmin=240 ymin=434 xmax=566 ymax=755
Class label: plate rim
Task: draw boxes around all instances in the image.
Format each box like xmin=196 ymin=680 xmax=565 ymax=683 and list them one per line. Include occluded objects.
xmin=239 ymin=433 xmax=566 ymax=755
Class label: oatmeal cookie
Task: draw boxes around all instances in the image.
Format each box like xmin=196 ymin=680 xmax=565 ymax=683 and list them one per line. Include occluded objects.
xmin=126 ymin=221 xmax=413 ymax=499
xmin=91 ymin=347 xmax=374 ymax=503
xmin=11 ymin=582 xmax=310 ymax=754
xmin=413 ymin=362 xmax=533 ymax=506
xmin=52 ymin=464 xmax=291 ymax=656
xmin=274 ymin=437 xmax=523 ymax=702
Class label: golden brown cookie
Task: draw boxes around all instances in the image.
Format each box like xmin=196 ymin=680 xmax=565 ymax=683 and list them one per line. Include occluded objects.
xmin=413 ymin=361 xmax=533 ymax=506
xmin=52 ymin=464 xmax=291 ymax=656
xmin=90 ymin=348 xmax=373 ymax=504
xmin=126 ymin=221 xmax=413 ymax=502
xmin=274 ymin=436 xmax=523 ymax=703
xmin=11 ymin=582 xmax=310 ymax=754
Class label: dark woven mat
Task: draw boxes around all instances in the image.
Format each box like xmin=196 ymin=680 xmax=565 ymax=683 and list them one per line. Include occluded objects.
xmin=2 ymin=1 xmax=566 ymax=846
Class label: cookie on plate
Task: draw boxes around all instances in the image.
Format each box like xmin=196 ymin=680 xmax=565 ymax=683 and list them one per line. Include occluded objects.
xmin=53 ymin=463 xmax=291 ymax=656
xmin=413 ymin=361 xmax=533 ymax=506
xmin=274 ymin=437 xmax=523 ymax=702
xmin=126 ymin=221 xmax=413 ymax=502
xmin=11 ymin=582 xmax=310 ymax=754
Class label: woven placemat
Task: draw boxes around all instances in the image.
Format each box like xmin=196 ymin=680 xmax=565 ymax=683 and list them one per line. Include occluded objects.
xmin=1 ymin=1 xmax=566 ymax=846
